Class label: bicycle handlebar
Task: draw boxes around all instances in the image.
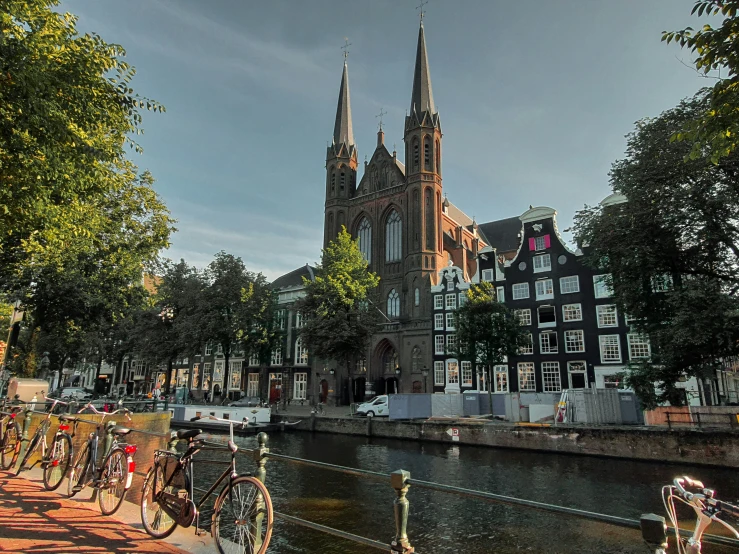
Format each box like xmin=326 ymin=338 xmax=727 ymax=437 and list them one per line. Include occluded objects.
xmin=673 ymin=476 xmax=739 ymax=525
xmin=77 ymin=402 xmax=132 ymax=421
xmin=43 ymin=396 xmax=69 ymax=406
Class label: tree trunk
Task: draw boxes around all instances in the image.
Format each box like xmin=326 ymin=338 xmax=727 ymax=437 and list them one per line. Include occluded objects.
xmin=347 ymin=356 xmax=354 ymax=405
xmin=487 ymin=365 xmax=494 ymax=417
xmin=165 ymin=357 xmax=173 ymax=395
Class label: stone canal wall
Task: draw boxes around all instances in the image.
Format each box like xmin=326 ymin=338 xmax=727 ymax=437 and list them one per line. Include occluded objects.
xmin=275 ymin=415 xmax=739 ymax=468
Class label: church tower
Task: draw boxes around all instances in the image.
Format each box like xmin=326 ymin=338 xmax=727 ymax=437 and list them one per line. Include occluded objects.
xmin=324 ymin=60 xmax=358 ymax=248
xmin=404 ymin=20 xmax=444 ymax=279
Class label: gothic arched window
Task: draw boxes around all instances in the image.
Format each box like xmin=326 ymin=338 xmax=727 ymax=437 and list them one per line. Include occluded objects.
xmin=412 ymin=346 xmax=423 ymax=372
xmin=357 ymin=217 xmax=372 ymax=264
xmin=436 ymin=139 xmax=441 ymax=174
xmin=413 ymin=139 xmax=420 ymax=171
xmin=330 ymin=167 xmax=336 ymax=194
xmin=340 ymin=171 xmax=346 ymax=194
xmin=414 ymin=288 xmax=420 ymax=306
xmin=385 ymin=210 xmax=402 ymax=263
xmin=387 ymin=289 xmax=400 ymax=318
xmin=383 ymin=348 xmax=399 ymax=373
xmin=424 ymin=137 xmax=431 ymax=170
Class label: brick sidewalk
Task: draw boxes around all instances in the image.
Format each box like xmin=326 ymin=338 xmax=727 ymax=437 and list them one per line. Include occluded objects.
xmin=0 ymin=470 xmax=189 ymax=553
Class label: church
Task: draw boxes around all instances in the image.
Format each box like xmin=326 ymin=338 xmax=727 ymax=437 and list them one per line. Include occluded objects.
xmin=317 ymin=19 xmax=485 ymax=401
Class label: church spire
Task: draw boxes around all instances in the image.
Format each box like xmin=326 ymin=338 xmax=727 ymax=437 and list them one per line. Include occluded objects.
xmin=410 ymin=21 xmax=435 ymax=117
xmin=333 ymin=61 xmax=354 ymax=147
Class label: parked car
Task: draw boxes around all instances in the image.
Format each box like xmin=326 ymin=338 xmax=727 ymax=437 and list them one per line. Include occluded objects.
xmin=355 ymin=395 xmax=389 ymax=417
xmin=59 ymin=387 xmax=93 ymax=401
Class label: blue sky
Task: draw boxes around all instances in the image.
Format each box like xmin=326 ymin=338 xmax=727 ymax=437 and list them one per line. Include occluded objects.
xmin=61 ymin=0 xmax=710 ymax=280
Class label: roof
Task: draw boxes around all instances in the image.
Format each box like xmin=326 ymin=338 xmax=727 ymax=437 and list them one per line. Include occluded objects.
xmin=271 ymin=264 xmax=316 ymax=290
xmin=445 ymin=200 xmax=473 ymax=226
xmin=333 ymin=62 xmax=354 ymax=147
xmin=477 ymin=217 xmax=522 ymax=253
xmin=411 ymin=23 xmax=435 ymax=115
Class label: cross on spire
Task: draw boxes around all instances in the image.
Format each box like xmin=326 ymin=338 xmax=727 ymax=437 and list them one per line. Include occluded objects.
xmin=341 ymin=37 xmax=352 ymax=61
xmin=416 ymin=0 xmax=428 ymax=22
xmin=375 ymin=107 xmax=387 ymax=130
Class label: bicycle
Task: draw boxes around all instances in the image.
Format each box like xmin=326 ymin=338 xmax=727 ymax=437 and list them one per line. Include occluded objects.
xmin=641 ymin=476 xmax=739 ymax=553
xmin=140 ymin=415 xmax=274 ymax=554
xmin=0 ymin=403 xmax=23 ymax=470
xmin=15 ymin=396 xmax=77 ymax=491
xmin=67 ymin=402 xmax=138 ymax=515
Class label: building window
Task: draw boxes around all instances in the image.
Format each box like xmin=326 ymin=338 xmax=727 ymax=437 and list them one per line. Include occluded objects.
xmin=412 ymin=347 xmax=423 ymax=372
xmin=446 ymin=334 xmax=458 ymax=353
xmin=515 ymin=309 xmax=532 ymax=326
xmin=446 ymin=279 xmax=455 ymax=291
xmin=594 ymin=274 xmax=613 ymax=298
xmin=435 ymin=335 xmax=445 ymax=355
xmin=559 ymin=276 xmax=580 ymax=294
xmin=518 ymin=363 xmax=536 ymax=391
xmin=414 ymin=288 xmax=420 ymax=306
xmin=494 ymin=366 xmax=509 ymax=393
xmin=446 ymin=312 xmax=455 ymax=330
xmin=202 ymin=363 xmax=211 ymax=391
xmin=445 ymin=293 xmax=457 ymax=310
xmin=482 ymin=269 xmax=494 ymax=282
xmin=562 ymin=303 xmax=583 ymax=322
xmin=383 ymin=349 xmax=399 ymax=373
xmin=387 ymin=289 xmax=400 ymax=318
xmin=424 ymin=137 xmax=431 ymax=170
xmin=213 ymin=361 xmax=224 ymax=383
xmin=564 ymin=330 xmax=585 ymax=353
xmin=447 ymin=361 xmax=459 ymax=385
xmin=294 ymin=373 xmax=307 ymax=400
xmin=542 ymin=362 xmax=561 ymax=393
xmin=533 ymin=254 xmax=551 ymax=273
xmin=597 ymin=304 xmax=618 ymax=328
xmin=434 ymin=295 xmax=443 ymax=310
xmin=247 ymin=373 xmax=259 ymax=397
xmin=205 ymin=343 xmax=213 ymax=356
xmin=357 ymin=218 xmax=372 ymax=264
xmin=534 ymin=235 xmax=548 ymax=251
xmin=295 ymin=338 xmax=308 ymax=365
xmin=271 ymin=348 xmax=283 ymax=366
xmin=459 ymin=292 xmax=467 ymax=306
xmin=651 ymin=274 xmax=672 ymax=292
xmin=627 ymin=334 xmax=651 ymax=359
xmin=539 ymin=331 xmax=558 ymax=354
xmin=248 ymin=352 xmax=260 ymax=367
xmin=512 ymin=283 xmax=530 ymax=300
xmin=538 ymin=305 xmax=556 ymax=327
xmin=229 ymin=361 xmax=242 ymax=390
xmin=217 ymin=344 xmax=223 ymax=356
xmin=434 ymin=313 xmax=444 ymax=330
xmin=385 ymin=210 xmax=402 ymax=263
xmin=599 ymin=335 xmax=622 ymax=363
xmin=192 ymin=364 xmax=200 ymax=389
xmin=535 ymin=279 xmax=554 ymax=300
xmin=461 ymin=361 xmax=473 ymax=386
xmin=413 ymin=139 xmax=420 ymax=170
xmin=519 ymin=333 xmax=534 ymax=355
xmin=496 ymin=286 xmax=505 ymax=302
xmin=295 ymin=311 xmax=303 ymax=328
xmin=434 ymin=361 xmax=445 ymax=385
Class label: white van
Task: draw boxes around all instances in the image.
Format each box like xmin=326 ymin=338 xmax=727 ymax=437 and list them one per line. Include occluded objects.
xmin=355 ymin=395 xmax=389 ymax=417
xmin=60 ymin=387 xmax=92 ymax=401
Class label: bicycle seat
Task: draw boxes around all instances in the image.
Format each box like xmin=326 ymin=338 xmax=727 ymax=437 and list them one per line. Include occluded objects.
xmin=177 ymin=428 xmax=201 ymax=440
xmin=59 ymin=415 xmax=78 ymax=422
xmin=113 ymin=427 xmax=131 ymax=436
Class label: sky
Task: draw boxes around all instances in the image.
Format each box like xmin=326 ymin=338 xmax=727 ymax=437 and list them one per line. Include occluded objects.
xmin=60 ymin=0 xmax=712 ymax=281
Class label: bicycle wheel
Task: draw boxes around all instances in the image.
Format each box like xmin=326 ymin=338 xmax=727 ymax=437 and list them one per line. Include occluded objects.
xmin=67 ymin=442 xmax=90 ymax=497
xmin=140 ymin=465 xmax=178 ymax=539
xmin=212 ymin=475 xmax=273 ymax=554
xmin=0 ymin=420 xmax=20 ymax=471
xmin=15 ymin=429 xmax=42 ymax=476
xmin=43 ymin=433 xmax=72 ymax=491
xmin=99 ymin=448 xmax=128 ymax=515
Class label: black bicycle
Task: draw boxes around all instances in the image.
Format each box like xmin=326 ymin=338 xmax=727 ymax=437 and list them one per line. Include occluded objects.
xmin=67 ymin=402 xmax=138 ymax=515
xmin=0 ymin=403 xmax=22 ymax=471
xmin=140 ymin=415 xmax=273 ymax=554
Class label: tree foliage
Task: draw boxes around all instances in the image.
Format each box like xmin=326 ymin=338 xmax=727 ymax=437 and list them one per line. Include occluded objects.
xmin=454 ymin=282 xmax=525 ymax=407
xmin=297 ymin=227 xmax=380 ymax=381
xmin=575 ymin=92 xmax=739 ymax=408
xmin=664 ymin=0 xmax=739 ymax=162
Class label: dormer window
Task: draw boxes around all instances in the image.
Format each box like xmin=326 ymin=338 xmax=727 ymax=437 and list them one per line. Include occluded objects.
xmin=529 ymin=235 xmax=550 ymax=251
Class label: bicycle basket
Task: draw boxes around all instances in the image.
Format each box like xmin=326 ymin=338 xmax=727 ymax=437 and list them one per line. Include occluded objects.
xmin=156 ymin=456 xmax=186 ymax=489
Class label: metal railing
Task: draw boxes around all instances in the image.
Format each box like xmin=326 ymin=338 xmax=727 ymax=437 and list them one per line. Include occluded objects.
xmin=165 ymin=431 xmax=739 ymax=553
xmin=665 ymin=411 xmax=739 ymax=430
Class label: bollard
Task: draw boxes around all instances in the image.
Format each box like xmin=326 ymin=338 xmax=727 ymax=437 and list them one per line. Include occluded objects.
xmin=390 ymin=469 xmax=414 ymax=553
xmin=153 ymin=398 xmax=158 ymax=412
xmin=16 ymin=406 xmax=33 ymax=469
xmin=666 ymin=412 xmax=672 ymax=431
xmin=168 ymin=431 xmax=179 ymax=453
xmin=254 ymin=432 xmax=269 ymax=484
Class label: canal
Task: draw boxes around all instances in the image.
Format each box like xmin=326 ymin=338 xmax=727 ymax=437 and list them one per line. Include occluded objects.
xmin=190 ymin=430 xmax=739 ymax=553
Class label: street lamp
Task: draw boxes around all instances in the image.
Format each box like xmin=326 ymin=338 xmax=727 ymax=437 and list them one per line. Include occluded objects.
xmin=329 ymin=368 xmax=335 ymax=375
xmin=394 ymin=366 xmax=401 ymax=376
xmin=421 ymin=367 xmax=429 ymax=393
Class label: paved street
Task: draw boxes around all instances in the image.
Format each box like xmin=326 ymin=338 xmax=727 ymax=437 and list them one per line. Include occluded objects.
xmin=0 ymin=469 xmax=211 ymax=553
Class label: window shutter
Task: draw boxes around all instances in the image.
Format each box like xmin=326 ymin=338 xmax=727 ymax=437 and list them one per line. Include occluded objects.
xmin=528 ymin=237 xmax=536 ymax=251
xmin=544 ymin=235 xmax=551 ymax=248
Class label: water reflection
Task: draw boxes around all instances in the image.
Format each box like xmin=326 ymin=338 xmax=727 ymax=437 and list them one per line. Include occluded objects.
xmin=187 ymin=431 xmax=738 ymax=554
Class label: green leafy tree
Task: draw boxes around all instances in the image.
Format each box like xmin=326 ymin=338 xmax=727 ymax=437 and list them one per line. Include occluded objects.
xmin=664 ymin=0 xmax=739 ymax=162
xmin=0 ymin=0 xmax=167 ymax=276
xmin=296 ymin=227 xmax=380 ymax=404
xmin=454 ymin=281 xmax=526 ymax=413
xmin=575 ymin=92 xmax=739 ymax=408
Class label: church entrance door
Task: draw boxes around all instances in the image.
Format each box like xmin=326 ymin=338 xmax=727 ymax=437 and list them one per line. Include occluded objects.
xmin=353 ymin=377 xmax=366 ymax=403
xmin=320 ymin=379 xmax=329 ymax=403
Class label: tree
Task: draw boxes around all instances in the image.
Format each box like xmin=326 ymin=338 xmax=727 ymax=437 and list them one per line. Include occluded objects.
xmin=575 ymin=92 xmax=739 ymax=408
xmin=296 ymin=227 xmax=380 ymax=404
xmin=0 ymin=0 xmax=166 ymax=276
xmin=454 ymin=281 xmax=526 ymax=413
xmin=664 ymin=1 xmax=739 ymax=162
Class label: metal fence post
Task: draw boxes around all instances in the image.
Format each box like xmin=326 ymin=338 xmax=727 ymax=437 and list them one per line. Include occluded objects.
xmin=390 ymin=470 xmax=414 ymax=553
xmin=17 ymin=406 xmax=33 ymax=468
xmin=666 ymin=412 xmax=672 ymax=431
xmin=696 ymin=412 xmax=702 ymax=429
xmin=255 ymin=432 xmax=269 ymax=484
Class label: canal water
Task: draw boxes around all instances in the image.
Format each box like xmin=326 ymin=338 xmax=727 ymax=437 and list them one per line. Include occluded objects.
xmin=189 ymin=430 xmax=739 ymax=553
